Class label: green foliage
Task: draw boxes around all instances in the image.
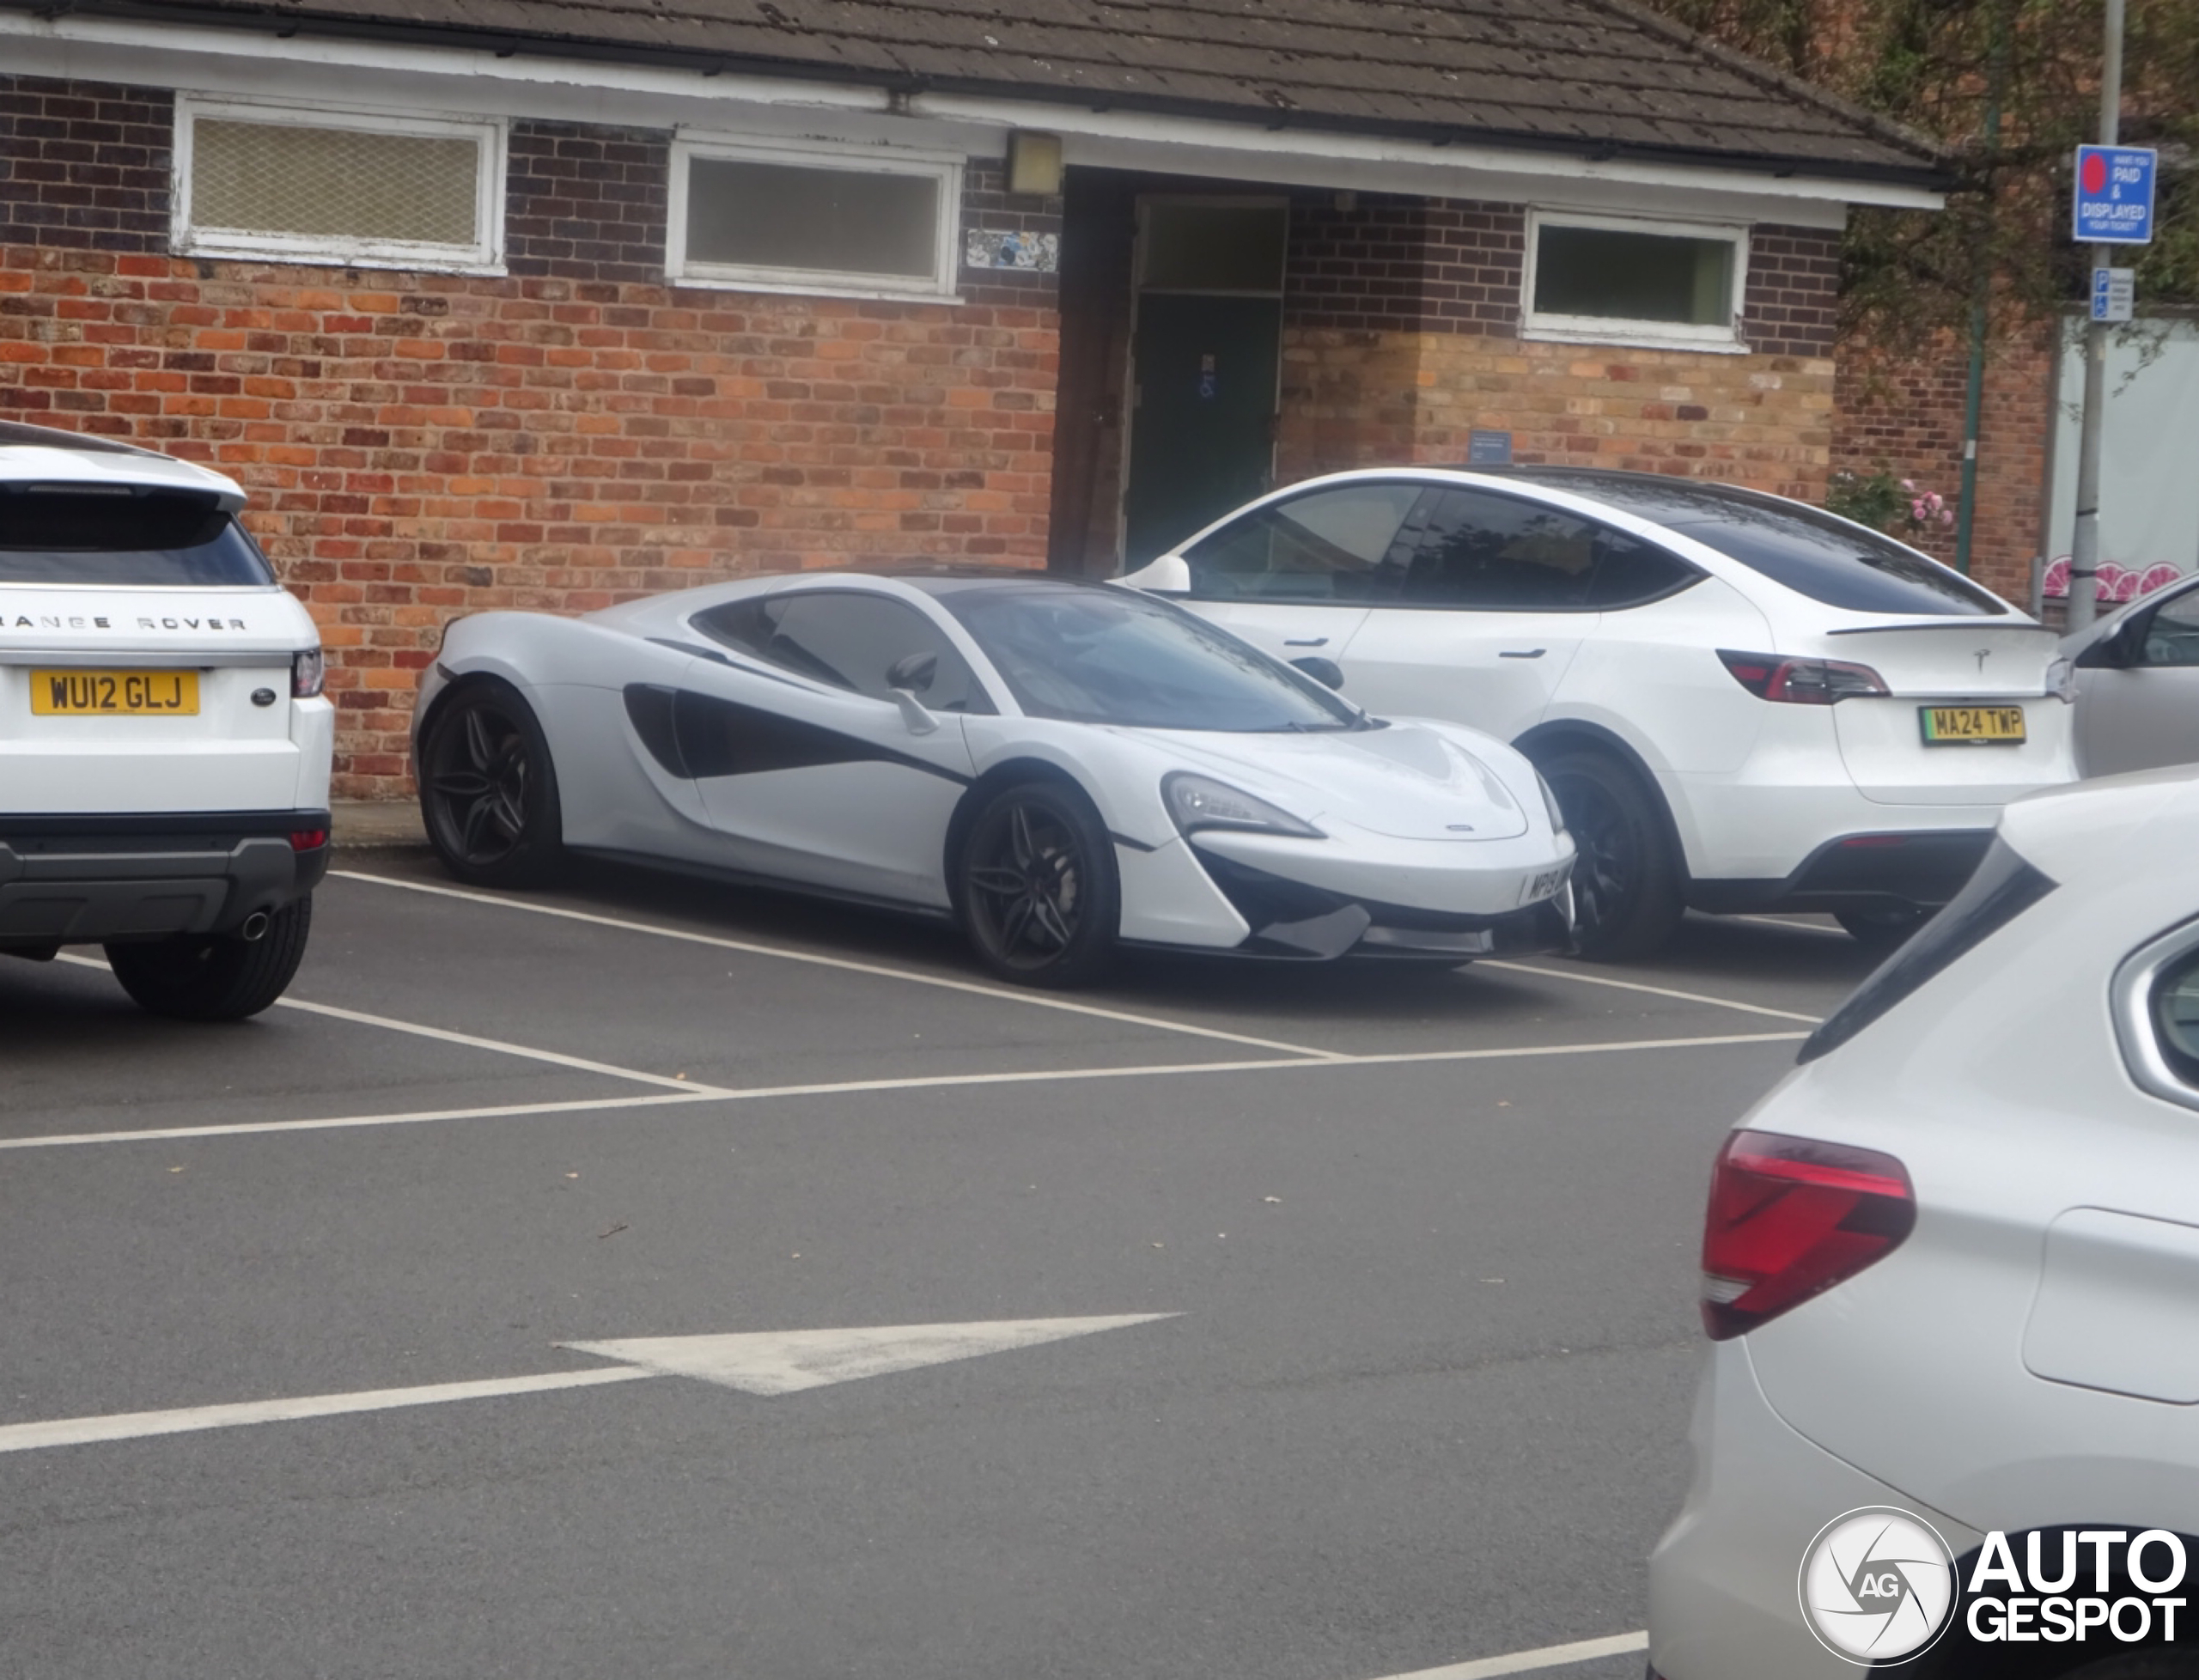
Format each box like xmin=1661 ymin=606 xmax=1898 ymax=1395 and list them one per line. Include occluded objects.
xmin=1826 ymin=468 xmax=1958 ymax=533
xmin=1645 ymin=0 xmax=2199 ymax=353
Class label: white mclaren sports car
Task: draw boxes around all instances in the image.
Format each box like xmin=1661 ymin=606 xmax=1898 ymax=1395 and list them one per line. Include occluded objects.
xmin=412 ymin=570 xmax=1575 ymax=985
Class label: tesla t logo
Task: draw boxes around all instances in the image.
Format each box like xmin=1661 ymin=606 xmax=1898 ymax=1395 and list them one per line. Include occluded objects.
xmin=1975 ymin=648 xmax=1992 ymax=673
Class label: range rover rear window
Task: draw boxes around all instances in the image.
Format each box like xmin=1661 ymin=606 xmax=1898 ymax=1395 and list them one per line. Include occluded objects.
xmin=0 ymin=489 xmax=274 ymax=587
xmin=1798 ymin=837 xmax=2058 ymax=1064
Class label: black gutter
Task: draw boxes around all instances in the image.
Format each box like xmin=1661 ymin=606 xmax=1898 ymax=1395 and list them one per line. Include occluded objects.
xmin=11 ymin=0 xmax=1958 ymax=192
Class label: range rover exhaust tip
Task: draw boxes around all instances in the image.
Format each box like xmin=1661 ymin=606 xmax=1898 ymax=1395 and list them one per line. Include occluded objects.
xmin=239 ymin=910 xmax=271 ymax=942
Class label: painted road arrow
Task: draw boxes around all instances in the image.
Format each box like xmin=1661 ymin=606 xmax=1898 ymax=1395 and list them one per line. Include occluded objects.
xmin=0 ymin=1314 xmax=1176 ymax=1455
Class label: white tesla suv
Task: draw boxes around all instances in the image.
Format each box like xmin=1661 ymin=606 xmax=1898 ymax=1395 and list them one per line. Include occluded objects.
xmin=1649 ymin=769 xmax=2199 ymax=1679
xmin=0 ymin=422 xmax=332 ymax=1019
xmin=1121 ymin=470 xmax=2077 ymax=959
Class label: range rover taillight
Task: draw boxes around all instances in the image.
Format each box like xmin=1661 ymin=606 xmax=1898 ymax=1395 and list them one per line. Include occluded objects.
xmin=1701 ymin=1129 xmax=1915 ymax=1340
xmin=292 ymin=647 xmax=326 ymax=700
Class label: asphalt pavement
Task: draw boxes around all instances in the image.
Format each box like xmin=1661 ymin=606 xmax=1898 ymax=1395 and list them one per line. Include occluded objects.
xmin=0 ymin=838 xmax=1881 ymax=1680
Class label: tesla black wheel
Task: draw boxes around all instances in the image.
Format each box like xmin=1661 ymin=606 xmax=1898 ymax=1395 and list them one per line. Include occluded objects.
xmin=419 ymin=679 xmax=564 ymax=888
xmin=1835 ymin=905 xmax=1930 ymax=954
xmin=956 ymin=780 xmax=1118 ymax=988
xmin=107 ymin=895 xmax=313 ymax=1021
xmin=1540 ymin=748 xmax=1684 ymax=962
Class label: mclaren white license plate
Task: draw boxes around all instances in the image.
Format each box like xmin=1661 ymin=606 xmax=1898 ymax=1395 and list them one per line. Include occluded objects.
xmin=30 ymin=668 xmax=199 ymax=716
xmin=1520 ymin=862 xmax=1571 ymax=906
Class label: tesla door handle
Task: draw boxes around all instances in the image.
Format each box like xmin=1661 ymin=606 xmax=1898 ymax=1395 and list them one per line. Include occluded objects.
xmin=1284 ymin=636 xmax=1329 ymax=647
xmin=1498 ymin=648 xmax=1547 ymax=660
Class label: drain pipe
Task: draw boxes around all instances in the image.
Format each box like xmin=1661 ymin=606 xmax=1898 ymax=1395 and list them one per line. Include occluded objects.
xmin=1954 ymin=0 xmax=2013 ymax=576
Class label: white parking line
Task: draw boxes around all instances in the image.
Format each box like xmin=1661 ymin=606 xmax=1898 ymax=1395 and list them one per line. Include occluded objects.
xmin=1479 ymin=960 xmax=1824 ymax=1025
xmin=0 ymin=1367 xmax=655 ymax=1454
xmin=0 ymin=1030 xmax=1806 ymax=1151
xmin=1364 ymin=1628 xmax=1648 ymax=1679
xmin=333 ymin=869 xmax=1350 ymax=1061
xmin=54 ymin=954 xmax=728 ymax=1094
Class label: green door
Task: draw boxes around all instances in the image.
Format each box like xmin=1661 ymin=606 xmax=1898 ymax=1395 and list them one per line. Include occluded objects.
xmin=1123 ymin=293 xmax=1282 ymax=567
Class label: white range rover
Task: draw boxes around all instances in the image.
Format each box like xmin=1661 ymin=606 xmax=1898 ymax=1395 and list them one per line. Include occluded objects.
xmin=0 ymin=421 xmax=332 ymax=1020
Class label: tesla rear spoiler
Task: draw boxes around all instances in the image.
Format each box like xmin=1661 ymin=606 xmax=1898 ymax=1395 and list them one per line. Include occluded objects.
xmin=1824 ymin=621 xmax=2055 ymax=636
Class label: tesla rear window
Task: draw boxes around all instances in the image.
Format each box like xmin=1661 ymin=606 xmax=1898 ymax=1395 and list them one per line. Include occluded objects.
xmin=1502 ymin=472 xmax=2004 ymax=618
xmin=931 ymin=581 xmax=1363 ymax=733
xmin=1797 ymin=837 xmax=2058 ymax=1064
xmin=0 ymin=490 xmax=274 ymax=587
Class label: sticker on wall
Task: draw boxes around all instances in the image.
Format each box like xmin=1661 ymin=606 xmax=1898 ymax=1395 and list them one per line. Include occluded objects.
xmin=965 ymin=230 xmax=1058 ymax=272
xmin=1468 ymin=429 xmax=1514 ymax=466
xmin=1197 ymin=354 xmax=1218 ymax=400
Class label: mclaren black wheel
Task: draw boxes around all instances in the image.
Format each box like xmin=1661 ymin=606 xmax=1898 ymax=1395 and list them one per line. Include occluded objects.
xmin=1541 ymin=748 xmax=1684 ymax=962
xmin=419 ymin=679 xmax=564 ymax=888
xmin=955 ymin=780 xmax=1118 ymax=988
xmin=107 ymin=895 xmax=313 ymax=1022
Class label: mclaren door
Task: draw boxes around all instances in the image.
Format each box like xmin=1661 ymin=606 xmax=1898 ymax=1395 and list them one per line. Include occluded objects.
xmin=667 ymin=591 xmax=982 ymax=908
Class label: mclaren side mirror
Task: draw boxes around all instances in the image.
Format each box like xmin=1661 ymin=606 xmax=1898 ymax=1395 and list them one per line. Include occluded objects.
xmin=1290 ymin=654 xmax=1345 ymax=691
xmin=886 ymin=650 xmax=938 ymax=693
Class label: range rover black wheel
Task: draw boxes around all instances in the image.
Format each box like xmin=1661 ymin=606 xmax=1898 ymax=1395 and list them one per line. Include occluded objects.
xmin=419 ymin=679 xmax=564 ymax=888
xmin=955 ymin=780 xmax=1118 ymax=988
xmin=107 ymin=894 xmax=313 ymax=1022
xmin=1540 ymin=748 xmax=1685 ymax=962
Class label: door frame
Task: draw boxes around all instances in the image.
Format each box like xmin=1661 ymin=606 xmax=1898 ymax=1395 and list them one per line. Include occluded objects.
xmin=1115 ymin=193 xmax=1290 ymax=572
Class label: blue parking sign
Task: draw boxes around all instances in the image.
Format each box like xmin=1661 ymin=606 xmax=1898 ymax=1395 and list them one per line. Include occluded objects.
xmin=2074 ymin=145 xmax=2157 ymax=244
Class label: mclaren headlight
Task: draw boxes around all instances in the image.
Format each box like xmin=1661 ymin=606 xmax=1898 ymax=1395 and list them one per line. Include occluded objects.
xmin=1536 ymin=771 xmax=1569 ymax=837
xmin=1162 ymin=772 xmax=1324 ymax=839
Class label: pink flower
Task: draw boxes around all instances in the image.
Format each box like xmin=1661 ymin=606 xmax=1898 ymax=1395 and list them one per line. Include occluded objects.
xmin=1900 ymin=479 xmax=1916 ymax=492
xmin=1911 ymin=499 xmax=1928 ymax=522
xmin=1939 ymin=509 xmax=1954 ymax=527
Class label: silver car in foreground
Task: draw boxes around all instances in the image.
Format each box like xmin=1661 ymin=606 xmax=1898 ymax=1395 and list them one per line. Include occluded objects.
xmin=1650 ymin=767 xmax=2199 ymax=1679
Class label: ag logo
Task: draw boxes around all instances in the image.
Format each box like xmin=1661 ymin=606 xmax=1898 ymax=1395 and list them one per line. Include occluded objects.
xmin=1799 ymin=1507 xmax=1958 ymax=1665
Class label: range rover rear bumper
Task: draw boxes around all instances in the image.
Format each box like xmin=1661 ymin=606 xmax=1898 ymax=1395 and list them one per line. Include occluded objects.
xmin=0 ymin=809 xmax=330 ymax=950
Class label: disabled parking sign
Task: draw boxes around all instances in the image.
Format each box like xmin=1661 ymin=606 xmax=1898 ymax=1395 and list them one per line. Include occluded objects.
xmin=2074 ymin=145 xmax=2157 ymax=244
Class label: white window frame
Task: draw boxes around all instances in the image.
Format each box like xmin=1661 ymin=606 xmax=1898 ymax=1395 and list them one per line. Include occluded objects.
xmin=667 ymin=132 xmax=963 ymax=302
xmin=171 ymin=94 xmax=506 ymax=275
xmin=1521 ymin=209 xmax=1750 ymax=353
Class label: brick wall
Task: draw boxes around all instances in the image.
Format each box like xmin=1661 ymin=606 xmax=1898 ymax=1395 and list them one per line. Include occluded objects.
xmin=1283 ymin=195 xmax=1524 ymax=336
xmin=1277 ymin=332 xmax=1836 ymax=502
xmin=1741 ymin=225 xmax=1842 ymax=358
xmin=1830 ymin=320 xmax=2056 ymax=605
xmin=0 ymin=76 xmax=1060 ymax=796
xmin=1272 ymin=216 xmax=1843 ymax=503
xmin=506 ymin=120 xmax=667 ymax=285
xmin=0 ymin=78 xmax=171 ymax=253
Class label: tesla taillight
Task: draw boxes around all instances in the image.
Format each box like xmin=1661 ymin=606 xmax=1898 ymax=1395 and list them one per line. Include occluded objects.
xmin=1700 ymin=1129 xmax=1915 ymax=1340
xmin=1716 ymin=649 xmax=1887 ymax=704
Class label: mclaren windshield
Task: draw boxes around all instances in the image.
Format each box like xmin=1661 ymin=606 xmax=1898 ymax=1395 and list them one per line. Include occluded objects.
xmin=918 ymin=579 xmax=1365 ymax=733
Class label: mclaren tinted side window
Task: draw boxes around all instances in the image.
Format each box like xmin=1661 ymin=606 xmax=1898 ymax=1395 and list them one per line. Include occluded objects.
xmin=0 ymin=490 xmax=274 ymax=587
xmin=1181 ymin=482 xmax=1427 ymax=603
xmin=691 ymin=592 xmax=992 ymax=714
xmin=1798 ymin=837 xmax=2058 ymax=1064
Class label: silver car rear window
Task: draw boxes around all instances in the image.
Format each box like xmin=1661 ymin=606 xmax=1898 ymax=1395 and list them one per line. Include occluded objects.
xmin=1798 ymin=837 xmax=2058 ymax=1064
xmin=0 ymin=489 xmax=274 ymax=587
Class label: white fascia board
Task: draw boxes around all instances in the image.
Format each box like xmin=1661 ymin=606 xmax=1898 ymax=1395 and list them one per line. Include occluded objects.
xmin=0 ymin=9 xmax=1935 ymax=226
xmin=919 ymin=97 xmax=1934 ymax=222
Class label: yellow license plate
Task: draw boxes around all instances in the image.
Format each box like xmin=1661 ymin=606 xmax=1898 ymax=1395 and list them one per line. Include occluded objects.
xmin=1919 ymin=704 xmax=2025 ymax=745
xmin=30 ymin=669 xmax=199 ymax=716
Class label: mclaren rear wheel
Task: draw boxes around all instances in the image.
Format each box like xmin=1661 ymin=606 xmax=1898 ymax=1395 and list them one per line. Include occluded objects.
xmin=419 ymin=679 xmax=565 ymax=889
